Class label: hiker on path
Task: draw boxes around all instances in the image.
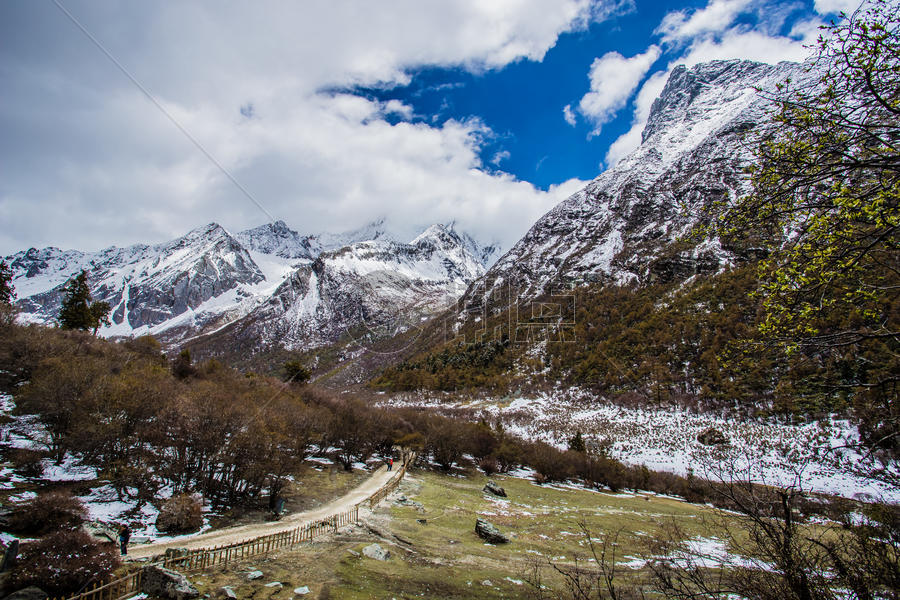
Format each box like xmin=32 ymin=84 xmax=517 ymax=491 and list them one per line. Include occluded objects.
xmin=388 ymin=457 xmax=393 ymax=471
xmin=119 ymin=525 xmax=131 ymax=556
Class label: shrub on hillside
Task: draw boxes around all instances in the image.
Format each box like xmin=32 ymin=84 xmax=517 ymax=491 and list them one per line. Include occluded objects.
xmin=8 ymin=490 xmax=87 ymax=536
xmin=7 ymin=448 xmax=45 ymax=478
xmin=575 ymin=454 xmax=627 ymax=492
xmin=478 ymin=456 xmax=499 ymax=476
xmin=9 ymin=529 xmax=120 ymax=597
xmin=527 ymin=442 xmax=575 ymax=484
xmin=155 ymin=493 xmax=203 ymax=534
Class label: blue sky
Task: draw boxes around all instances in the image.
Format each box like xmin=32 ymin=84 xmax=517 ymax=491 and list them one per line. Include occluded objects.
xmin=0 ymin=0 xmax=860 ymax=255
xmin=353 ymin=0 xmax=847 ymax=190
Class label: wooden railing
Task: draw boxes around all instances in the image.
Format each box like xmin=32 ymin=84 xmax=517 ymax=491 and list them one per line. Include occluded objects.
xmin=157 ymin=505 xmax=359 ymax=573
xmin=55 ymin=456 xmax=413 ymax=600
xmin=364 ymin=452 xmax=413 ymax=508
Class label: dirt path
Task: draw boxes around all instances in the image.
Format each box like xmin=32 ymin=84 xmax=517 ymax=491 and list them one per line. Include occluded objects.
xmin=127 ymin=466 xmax=394 ymax=560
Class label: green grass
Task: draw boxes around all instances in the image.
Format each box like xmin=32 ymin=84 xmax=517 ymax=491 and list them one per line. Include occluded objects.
xmin=191 ymin=469 xmax=733 ymax=599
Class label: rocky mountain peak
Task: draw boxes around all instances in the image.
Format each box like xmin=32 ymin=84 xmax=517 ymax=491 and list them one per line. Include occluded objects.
xmin=471 ymin=58 xmax=805 ymax=305
xmin=236 ymin=220 xmax=313 ymax=259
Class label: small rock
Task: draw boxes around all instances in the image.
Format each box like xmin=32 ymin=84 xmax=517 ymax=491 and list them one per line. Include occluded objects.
xmin=483 ymin=481 xmax=507 ymax=497
xmin=142 ymin=565 xmax=200 ymax=599
xmin=697 ymin=427 xmax=729 ymax=446
xmin=416 ymin=518 xmax=427 ymax=525
xmin=246 ymin=570 xmax=264 ymax=581
xmin=347 ymin=549 xmax=360 ymax=557
xmin=212 ymin=587 xmax=237 ymax=600
xmin=475 ymin=518 xmax=509 ymax=544
xmin=264 ymin=582 xmax=282 ymax=588
xmin=293 ymin=587 xmax=310 ymax=595
xmin=481 ymin=580 xmax=493 ymax=587
xmin=1 ymin=587 xmax=48 ymax=600
xmin=362 ymin=543 xmax=391 ymax=561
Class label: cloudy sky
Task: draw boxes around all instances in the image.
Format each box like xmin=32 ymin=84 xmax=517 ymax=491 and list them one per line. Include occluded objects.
xmin=0 ymin=0 xmax=860 ymax=255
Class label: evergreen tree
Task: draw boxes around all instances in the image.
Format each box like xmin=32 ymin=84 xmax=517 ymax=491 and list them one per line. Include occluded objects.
xmin=171 ymin=348 xmax=195 ymax=379
xmin=568 ymin=431 xmax=586 ymax=454
xmin=58 ymin=271 xmax=94 ymax=331
xmin=0 ymin=260 xmax=14 ymax=305
xmin=58 ymin=271 xmax=110 ymax=335
xmin=283 ymin=359 xmax=311 ymax=384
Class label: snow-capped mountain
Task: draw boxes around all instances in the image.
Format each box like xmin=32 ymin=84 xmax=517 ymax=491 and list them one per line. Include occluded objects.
xmin=11 ymin=223 xmax=267 ymax=336
xmin=473 ymin=59 xmax=804 ymax=304
xmin=6 ymin=220 xmax=491 ymax=348
xmin=211 ymin=223 xmax=490 ymax=351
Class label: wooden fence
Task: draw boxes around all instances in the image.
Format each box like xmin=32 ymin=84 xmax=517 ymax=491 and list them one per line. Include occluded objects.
xmin=364 ymin=453 xmax=412 ymax=508
xmin=56 ymin=457 xmax=413 ymax=600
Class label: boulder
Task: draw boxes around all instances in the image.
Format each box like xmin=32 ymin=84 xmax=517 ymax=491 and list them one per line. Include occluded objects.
xmin=475 ymin=518 xmax=509 ymax=544
xmin=1 ymin=587 xmax=48 ymax=600
xmin=246 ymin=570 xmax=264 ymax=580
xmin=264 ymin=582 xmax=282 ymax=588
xmin=211 ymin=587 xmax=237 ymax=600
xmin=482 ymin=481 xmax=507 ymax=497
xmin=697 ymin=427 xmax=729 ymax=446
xmin=362 ymin=543 xmax=390 ymax=561
xmin=293 ymin=587 xmax=311 ymax=595
xmin=141 ymin=566 xmax=199 ymax=600
xmin=82 ymin=520 xmax=119 ymax=543
xmin=394 ymin=496 xmax=425 ymax=511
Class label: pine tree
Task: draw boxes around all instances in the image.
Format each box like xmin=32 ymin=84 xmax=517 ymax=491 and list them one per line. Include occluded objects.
xmin=0 ymin=260 xmax=15 ymax=305
xmin=58 ymin=271 xmax=110 ymax=334
xmin=568 ymin=431 xmax=586 ymax=454
xmin=171 ymin=348 xmax=195 ymax=379
xmin=58 ymin=271 xmax=94 ymax=331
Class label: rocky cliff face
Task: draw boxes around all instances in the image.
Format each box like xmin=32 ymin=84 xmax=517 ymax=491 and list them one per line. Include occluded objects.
xmin=223 ymin=224 xmax=488 ymax=351
xmin=473 ymin=59 xmax=804 ymax=305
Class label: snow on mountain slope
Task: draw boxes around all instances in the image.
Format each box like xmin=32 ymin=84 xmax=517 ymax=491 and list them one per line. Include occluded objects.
xmin=474 ymin=59 xmax=806 ymax=303
xmin=306 ymin=217 xmax=394 ymax=256
xmin=6 ymin=220 xmax=490 ymax=349
xmin=9 ymin=223 xmax=267 ymax=338
xmin=223 ymin=223 xmax=489 ymax=351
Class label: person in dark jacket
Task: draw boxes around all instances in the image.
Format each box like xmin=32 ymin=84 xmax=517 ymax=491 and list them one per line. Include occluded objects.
xmin=119 ymin=524 xmax=131 ymax=556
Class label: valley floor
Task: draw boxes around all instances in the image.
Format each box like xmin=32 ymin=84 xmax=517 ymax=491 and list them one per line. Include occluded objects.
xmin=186 ymin=469 xmax=739 ymax=599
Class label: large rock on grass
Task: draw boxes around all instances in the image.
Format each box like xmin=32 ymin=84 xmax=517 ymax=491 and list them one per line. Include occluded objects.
xmin=362 ymin=543 xmax=391 ymax=561
xmin=475 ymin=518 xmax=509 ymax=544
xmin=483 ymin=481 xmax=507 ymax=497
xmin=141 ymin=565 xmax=199 ymax=600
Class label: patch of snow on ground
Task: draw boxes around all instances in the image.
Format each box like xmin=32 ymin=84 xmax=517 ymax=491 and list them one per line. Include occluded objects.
xmin=41 ymin=455 xmax=97 ymax=481
xmin=382 ymin=390 xmax=899 ymax=502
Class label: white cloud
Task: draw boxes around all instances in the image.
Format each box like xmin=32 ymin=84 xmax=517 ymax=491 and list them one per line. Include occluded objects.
xmin=563 ymin=104 xmax=577 ymax=126
xmin=656 ymin=0 xmax=755 ymax=43
xmin=0 ymin=0 xmax=618 ymax=254
xmin=491 ymin=150 xmax=511 ymax=165
xmin=813 ymin=0 xmax=860 ymax=15
xmin=578 ymin=46 xmax=661 ymax=135
xmin=676 ymin=27 xmax=817 ymax=67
